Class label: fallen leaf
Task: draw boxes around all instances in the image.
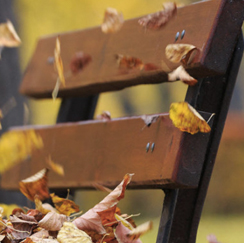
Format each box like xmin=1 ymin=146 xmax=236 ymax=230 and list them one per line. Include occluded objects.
xmin=50 ymin=193 xmax=80 ymax=216
xmin=114 ymin=214 xmax=134 ymax=230
xmin=96 ymin=111 xmax=111 ymax=121
xmin=101 ymin=7 xmax=124 ymax=33
xmin=165 ymin=44 xmax=199 ymax=65
xmin=114 ymin=222 xmax=142 ymax=243
xmin=38 ymin=211 xmax=69 ymax=231
xmin=126 ymin=221 xmax=153 ymax=240
xmin=141 ymin=114 xmax=159 ymax=127
xmin=70 ymin=52 xmax=92 ymax=74
xmin=0 ymin=20 xmax=21 ymax=47
xmin=57 ymin=222 xmax=92 ymax=243
xmin=169 ymin=101 xmax=211 ymax=134
xmin=207 ymin=234 xmax=222 ymax=243
xmin=46 ymin=156 xmax=64 ymax=176
xmin=0 ymin=130 xmax=43 ymax=173
xmin=73 ymin=173 xmax=133 ymax=233
xmin=115 ymin=54 xmax=144 ymax=70
xmin=168 ymin=65 xmax=197 ymax=86
xmin=34 ymin=197 xmax=51 ymax=215
xmin=30 ymin=229 xmax=49 ymax=240
xmin=138 ymin=2 xmax=177 ymax=30
xmin=19 ymin=168 xmax=50 ymax=201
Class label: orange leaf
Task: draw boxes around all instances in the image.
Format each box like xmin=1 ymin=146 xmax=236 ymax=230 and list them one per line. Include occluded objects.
xmin=101 ymin=7 xmax=124 ymax=33
xmin=50 ymin=193 xmax=80 ymax=216
xmin=138 ymin=2 xmax=177 ymax=30
xmin=19 ymin=168 xmax=50 ymax=201
xmin=169 ymin=101 xmax=211 ymax=135
xmin=70 ymin=52 xmax=92 ymax=74
xmin=0 ymin=20 xmax=21 ymax=47
xmin=168 ymin=65 xmax=197 ymax=86
xmin=46 ymin=156 xmax=64 ymax=176
xmin=165 ymin=44 xmax=199 ymax=65
xmin=115 ymin=54 xmax=144 ymax=70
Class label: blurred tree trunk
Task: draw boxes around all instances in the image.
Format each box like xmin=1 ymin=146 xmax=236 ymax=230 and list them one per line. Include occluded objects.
xmin=0 ymin=0 xmax=30 ymax=206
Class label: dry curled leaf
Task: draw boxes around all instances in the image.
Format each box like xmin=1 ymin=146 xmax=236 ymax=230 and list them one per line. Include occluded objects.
xmin=96 ymin=111 xmax=111 ymax=121
xmin=50 ymin=193 xmax=80 ymax=216
xmin=165 ymin=44 xmax=199 ymax=65
xmin=38 ymin=212 xmax=69 ymax=231
xmin=46 ymin=156 xmax=64 ymax=176
xmin=19 ymin=168 xmax=50 ymax=201
xmin=0 ymin=20 xmax=21 ymax=47
xmin=138 ymin=2 xmax=177 ymax=30
xmin=141 ymin=114 xmax=159 ymax=127
xmin=70 ymin=52 xmax=92 ymax=74
xmin=0 ymin=130 xmax=43 ymax=174
xmin=168 ymin=65 xmax=197 ymax=86
xmin=73 ymin=173 xmax=133 ymax=234
xmin=101 ymin=7 xmax=124 ymax=33
xmin=116 ymin=54 xmax=144 ymax=70
xmin=57 ymin=222 xmax=92 ymax=243
xmin=169 ymin=101 xmax=211 ymax=135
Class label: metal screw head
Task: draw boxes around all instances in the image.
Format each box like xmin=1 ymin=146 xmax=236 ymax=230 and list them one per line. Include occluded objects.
xmin=151 ymin=143 xmax=155 ymax=152
xmin=47 ymin=56 xmax=54 ymax=64
xmin=175 ymin=32 xmax=180 ymax=42
xmin=181 ymin=30 xmax=185 ymax=39
xmin=146 ymin=142 xmax=150 ymax=153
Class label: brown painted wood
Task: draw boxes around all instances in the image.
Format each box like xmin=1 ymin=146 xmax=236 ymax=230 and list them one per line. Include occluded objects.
xmin=1 ymin=112 xmax=211 ymax=190
xmin=20 ymin=0 xmax=244 ymax=98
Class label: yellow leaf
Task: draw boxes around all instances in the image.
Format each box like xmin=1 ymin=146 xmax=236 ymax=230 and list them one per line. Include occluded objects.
xmin=50 ymin=193 xmax=80 ymax=216
xmin=0 ymin=20 xmax=21 ymax=47
xmin=57 ymin=222 xmax=92 ymax=243
xmin=114 ymin=213 xmax=134 ymax=230
xmin=101 ymin=7 xmax=124 ymax=33
xmin=19 ymin=168 xmax=50 ymax=201
xmin=169 ymin=101 xmax=211 ymax=135
xmin=0 ymin=130 xmax=43 ymax=173
xmin=34 ymin=197 xmax=51 ymax=215
xmin=46 ymin=156 xmax=64 ymax=176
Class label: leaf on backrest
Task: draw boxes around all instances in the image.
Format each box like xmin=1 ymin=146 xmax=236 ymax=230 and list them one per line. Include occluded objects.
xmin=0 ymin=130 xmax=43 ymax=174
xmin=138 ymin=2 xmax=177 ymax=29
xmin=19 ymin=168 xmax=50 ymax=201
xmin=168 ymin=65 xmax=197 ymax=86
xmin=115 ymin=54 xmax=144 ymax=70
xmin=50 ymin=193 xmax=80 ymax=216
xmin=101 ymin=7 xmax=124 ymax=33
xmin=169 ymin=101 xmax=211 ymax=135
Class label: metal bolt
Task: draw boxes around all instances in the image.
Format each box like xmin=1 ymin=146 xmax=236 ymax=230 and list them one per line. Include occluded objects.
xmin=151 ymin=143 xmax=155 ymax=152
xmin=146 ymin=142 xmax=150 ymax=153
xmin=47 ymin=56 xmax=54 ymax=64
xmin=181 ymin=30 xmax=185 ymax=39
xmin=175 ymin=32 xmax=180 ymax=42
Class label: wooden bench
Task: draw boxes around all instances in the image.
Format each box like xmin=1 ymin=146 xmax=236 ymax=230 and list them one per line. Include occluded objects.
xmin=1 ymin=0 xmax=244 ymax=242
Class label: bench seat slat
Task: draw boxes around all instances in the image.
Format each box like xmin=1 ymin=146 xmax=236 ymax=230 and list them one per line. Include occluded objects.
xmin=1 ymin=112 xmax=211 ymax=190
xmin=20 ymin=0 xmax=244 ymax=98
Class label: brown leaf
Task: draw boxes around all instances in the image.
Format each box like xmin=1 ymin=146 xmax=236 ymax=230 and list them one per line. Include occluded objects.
xmin=169 ymin=101 xmax=211 ymax=134
xmin=138 ymin=2 xmax=177 ymax=30
xmin=46 ymin=156 xmax=64 ymax=176
xmin=50 ymin=193 xmax=80 ymax=216
xmin=115 ymin=54 xmax=144 ymax=70
xmin=19 ymin=168 xmax=50 ymax=201
xmin=165 ymin=44 xmax=199 ymax=65
xmin=57 ymin=222 xmax=92 ymax=243
xmin=70 ymin=52 xmax=92 ymax=74
xmin=96 ymin=111 xmax=111 ymax=121
xmin=38 ymin=212 xmax=69 ymax=231
xmin=168 ymin=65 xmax=197 ymax=86
xmin=0 ymin=20 xmax=21 ymax=47
xmin=101 ymin=7 xmax=124 ymax=33
xmin=73 ymin=173 xmax=133 ymax=233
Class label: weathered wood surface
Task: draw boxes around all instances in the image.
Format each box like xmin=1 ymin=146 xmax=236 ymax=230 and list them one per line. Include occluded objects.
xmin=20 ymin=0 xmax=244 ymax=98
xmin=1 ymin=112 xmax=211 ymax=190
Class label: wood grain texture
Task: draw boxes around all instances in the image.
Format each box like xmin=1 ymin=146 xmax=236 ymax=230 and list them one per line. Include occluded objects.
xmin=20 ymin=0 xmax=244 ymax=98
xmin=1 ymin=112 xmax=211 ymax=190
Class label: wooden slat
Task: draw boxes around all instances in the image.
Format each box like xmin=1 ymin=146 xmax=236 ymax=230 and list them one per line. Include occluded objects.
xmin=1 ymin=112 xmax=211 ymax=190
xmin=20 ymin=0 xmax=244 ymax=98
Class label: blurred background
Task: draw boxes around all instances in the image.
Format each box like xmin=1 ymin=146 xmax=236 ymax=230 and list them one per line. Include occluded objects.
xmin=0 ymin=0 xmax=244 ymax=242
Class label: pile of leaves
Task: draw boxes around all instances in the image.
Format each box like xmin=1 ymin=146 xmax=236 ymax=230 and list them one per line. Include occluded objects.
xmin=0 ymin=172 xmax=152 ymax=243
